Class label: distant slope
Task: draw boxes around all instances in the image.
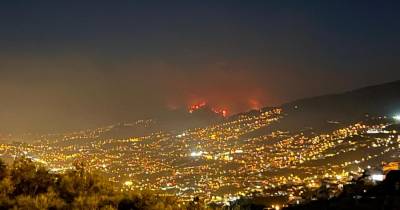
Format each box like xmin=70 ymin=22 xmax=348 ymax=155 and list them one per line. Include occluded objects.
xmin=284 ymin=80 xmax=399 ymax=129
xmin=250 ymin=80 xmax=400 ymax=134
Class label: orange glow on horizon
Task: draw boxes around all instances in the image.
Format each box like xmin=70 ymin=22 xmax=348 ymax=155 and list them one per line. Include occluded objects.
xmin=212 ymin=108 xmax=228 ymax=117
xmin=187 ymin=102 xmax=228 ymax=117
xmin=248 ymin=98 xmax=262 ymax=110
xmin=167 ymin=94 xmax=267 ymax=116
xmin=188 ymin=101 xmax=207 ymax=113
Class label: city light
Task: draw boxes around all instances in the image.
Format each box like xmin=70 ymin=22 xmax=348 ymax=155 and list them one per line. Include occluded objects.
xmin=394 ymin=114 xmax=400 ymax=121
xmin=124 ymin=181 xmax=133 ymax=186
xmin=190 ymin=151 xmax=203 ymax=157
xmin=371 ymin=174 xmax=385 ymax=182
xmin=272 ymin=204 xmax=280 ymax=210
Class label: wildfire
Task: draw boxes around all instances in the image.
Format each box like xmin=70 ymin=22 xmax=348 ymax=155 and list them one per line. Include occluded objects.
xmin=188 ymin=102 xmax=228 ymax=117
xmin=212 ymin=108 xmax=228 ymax=117
xmin=188 ymin=102 xmax=207 ymax=113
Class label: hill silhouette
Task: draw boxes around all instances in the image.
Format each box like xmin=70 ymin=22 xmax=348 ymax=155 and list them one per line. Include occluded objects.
xmin=247 ymin=80 xmax=400 ymax=136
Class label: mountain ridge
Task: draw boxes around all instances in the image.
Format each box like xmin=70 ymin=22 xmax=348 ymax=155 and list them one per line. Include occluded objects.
xmin=245 ymin=79 xmax=400 ymax=135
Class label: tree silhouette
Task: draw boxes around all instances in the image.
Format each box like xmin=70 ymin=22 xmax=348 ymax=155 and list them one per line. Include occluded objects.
xmin=0 ymin=157 xmax=189 ymax=210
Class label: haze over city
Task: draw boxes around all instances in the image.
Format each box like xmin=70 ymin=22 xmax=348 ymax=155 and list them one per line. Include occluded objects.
xmin=1 ymin=1 xmax=400 ymax=133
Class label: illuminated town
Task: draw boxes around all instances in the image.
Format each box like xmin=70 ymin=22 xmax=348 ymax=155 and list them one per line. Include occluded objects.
xmin=1 ymin=105 xmax=399 ymax=208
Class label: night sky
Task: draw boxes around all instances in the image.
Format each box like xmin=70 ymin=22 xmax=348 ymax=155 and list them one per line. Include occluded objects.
xmin=1 ymin=0 xmax=400 ymax=133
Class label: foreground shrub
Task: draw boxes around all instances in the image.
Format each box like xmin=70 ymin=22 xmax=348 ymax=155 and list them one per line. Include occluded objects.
xmin=0 ymin=158 xmax=196 ymax=210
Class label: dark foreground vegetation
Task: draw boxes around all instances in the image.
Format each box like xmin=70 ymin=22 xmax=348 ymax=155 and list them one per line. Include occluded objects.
xmin=284 ymin=170 xmax=400 ymax=210
xmin=0 ymin=158 xmax=204 ymax=210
